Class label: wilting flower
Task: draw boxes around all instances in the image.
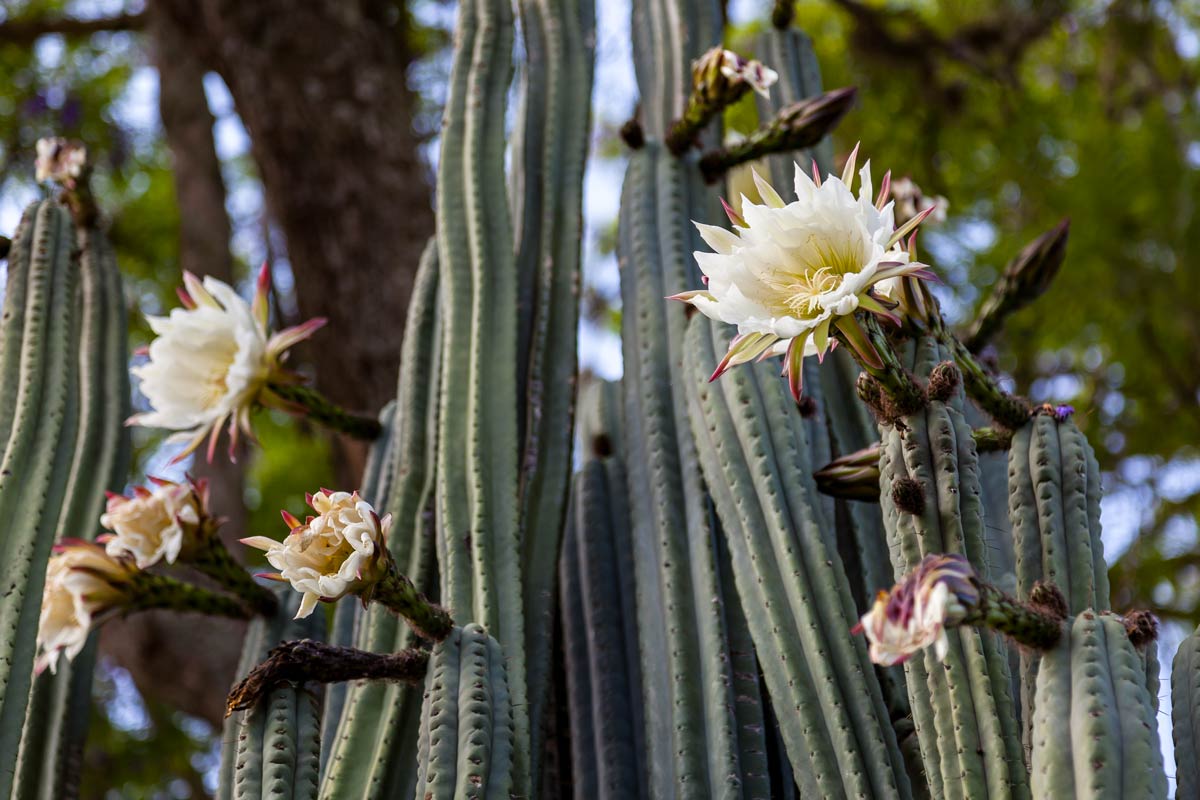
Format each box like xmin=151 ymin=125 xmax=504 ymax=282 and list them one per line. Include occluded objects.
xmin=129 ymin=263 xmax=326 ymax=462
xmin=35 ymin=137 xmax=87 ymax=185
xmin=241 ymin=490 xmax=392 ymax=619
xmin=715 ymin=50 xmax=778 ymax=98
xmin=36 ymin=543 xmax=136 ymax=674
xmin=853 ymin=554 xmax=979 ymax=666
xmin=672 ymin=146 xmax=938 ymax=400
xmin=99 ymin=477 xmax=209 ymax=569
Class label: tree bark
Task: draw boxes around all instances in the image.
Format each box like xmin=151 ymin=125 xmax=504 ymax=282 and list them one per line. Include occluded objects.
xmin=155 ymin=0 xmax=433 ymax=443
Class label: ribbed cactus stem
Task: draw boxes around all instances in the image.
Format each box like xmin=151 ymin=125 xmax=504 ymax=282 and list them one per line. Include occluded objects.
xmin=128 ymin=571 xmax=255 ymax=619
xmin=815 ymin=426 xmax=1013 ymax=499
xmin=960 ymin=584 xmax=1063 ymax=651
xmin=264 ymin=382 xmax=382 ymax=440
xmin=227 ymin=640 xmax=429 ymax=715
xmin=698 ymin=86 xmax=857 ymax=183
xmin=368 ymin=562 xmax=453 ymax=641
xmin=189 ymin=537 xmax=277 ymax=617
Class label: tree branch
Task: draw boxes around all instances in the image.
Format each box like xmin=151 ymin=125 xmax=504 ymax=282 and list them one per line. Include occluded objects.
xmin=0 ymin=11 xmax=147 ymax=45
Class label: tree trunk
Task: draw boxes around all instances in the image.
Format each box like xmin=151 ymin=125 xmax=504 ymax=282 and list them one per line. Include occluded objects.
xmin=155 ymin=0 xmax=433 ymax=456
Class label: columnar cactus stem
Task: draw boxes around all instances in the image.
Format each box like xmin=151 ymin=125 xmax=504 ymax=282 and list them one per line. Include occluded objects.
xmin=264 ymin=382 xmax=383 ymax=440
xmin=1172 ymin=624 xmax=1200 ymax=798
xmin=226 ymin=640 xmax=429 ymax=715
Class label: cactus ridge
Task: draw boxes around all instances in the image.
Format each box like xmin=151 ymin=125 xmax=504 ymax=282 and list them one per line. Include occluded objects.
xmin=511 ymin=0 xmax=595 ymax=777
xmin=1031 ymin=612 xmax=1165 ymax=799
xmin=1172 ymin=625 xmax=1200 ymax=798
xmin=877 ymin=335 xmax=1027 ymax=800
xmin=321 ymin=241 xmax=442 ymax=799
xmin=0 ymin=200 xmax=85 ymax=797
xmin=414 ymin=624 xmax=515 ymax=800
xmin=684 ymin=315 xmax=910 ymax=800
xmin=215 ymin=590 xmax=325 ymax=800
xmin=11 ymin=214 xmax=131 ymax=799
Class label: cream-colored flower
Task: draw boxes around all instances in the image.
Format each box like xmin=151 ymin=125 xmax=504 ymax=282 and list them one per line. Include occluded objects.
xmin=100 ymin=478 xmax=205 ymax=569
xmin=854 ymin=554 xmax=978 ymax=666
xmin=717 ymin=50 xmax=778 ymax=98
xmin=241 ymin=490 xmax=392 ymax=619
xmin=672 ymin=147 xmax=937 ymax=400
xmin=35 ymin=137 xmax=87 ymax=185
xmin=36 ymin=543 xmax=134 ymax=674
xmin=129 ymin=263 xmax=325 ymax=462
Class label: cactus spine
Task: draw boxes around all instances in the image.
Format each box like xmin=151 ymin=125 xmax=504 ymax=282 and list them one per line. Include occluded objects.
xmin=1031 ymin=612 xmax=1165 ymax=799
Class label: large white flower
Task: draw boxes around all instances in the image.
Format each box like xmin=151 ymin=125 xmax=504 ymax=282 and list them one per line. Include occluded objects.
xmin=241 ymin=490 xmax=392 ymax=619
xmin=129 ymin=263 xmax=325 ymax=462
xmin=36 ymin=543 xmax=134 ymax=674
xmin=673 ymin=147 xmax=936 ymax=399
xmin=854 ymin=554 xmax=978 ymax=667
xmin=716 ymin=49 xmax=778 ymax=98
xmin=100 ymin=478 xmax=204 ymax=569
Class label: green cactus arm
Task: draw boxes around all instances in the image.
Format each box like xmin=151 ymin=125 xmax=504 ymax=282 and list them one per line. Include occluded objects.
xmin=320 ymin=241 xmax=442 ymax=798
xmin=413 ymin=625 xmax=515 ymax=800
xmin=215 ymin=590 xmax=326 ymax=800
xmin=873 ymin=335 xmax=1027 ymax=799
xmin=511 ymin=0 xmax=596 ymax=779
xmin=1033 ymin=612 xmax=1165 ymax=800
xmin=0 ymin=200 xmax=81 ymax=797
xmin=559 ymin=500 xmax=600 ymax=798
xmin=1172 ymin=626 xmax=1200 ymax=799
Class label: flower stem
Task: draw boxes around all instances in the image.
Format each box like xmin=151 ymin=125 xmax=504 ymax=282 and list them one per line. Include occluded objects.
xmin=940 ymin=332 xmax=1031 ymax=430
xmin=844 ymin=315 xmax=926 ymax=422
xmin=226 ymin=639 xmax=430 ymax=715
xmin=188 ymin=538 xmax=278 ymax=617
xmin=127 ymin=572 xmax=253 ymax=620
xmin=698 ymin=87 xmax=857 ymax=183
xmin=960 ymin=583 xmax=1063 ymax=651
xmin=369 ymin=563 xmax=454 ymax=641
xmin=266 ymin=382 xmax=382 ymax=440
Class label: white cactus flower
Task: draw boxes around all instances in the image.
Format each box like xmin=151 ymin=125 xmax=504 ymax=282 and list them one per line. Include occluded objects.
xmin=672 ymin=146 xmax=937 ymax=399
xmin=100 ymin=478 xmax=205 ymax=569
xmin=241 ymin=490 xmax=392 ymax=619
xmin=36 ymin=543 xmax=134 ymax=674
xmin=854 ymin=554 xmax=978 ymax=667
xmin=718 ymin=50 xmax=779 ymax=98
xmin=35 ymin=137 xmax=87 ymax=184
xmin=129 ymin=263 xmax=325 ymax=462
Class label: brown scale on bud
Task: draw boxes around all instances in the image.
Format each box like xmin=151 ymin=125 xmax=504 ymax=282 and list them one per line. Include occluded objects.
xmin=1122 ymin=609 xmax=1159 ymax=648
xmin=619 ymin=118 xmax=645 ymax=150
xmin=891 ymin=477 xmax=926 ymax=516
xmin=926 ymin=361 xmax=961 ymax=403
xmin=1028 ymin=581 xmax=1068 ymax=622
xmin=796 ymin=394 xmax=818 ymax=418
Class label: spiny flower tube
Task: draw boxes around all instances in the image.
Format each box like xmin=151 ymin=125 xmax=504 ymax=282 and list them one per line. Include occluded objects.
xmin=666 ymin=46 xmax=778 ymax=155
xmin=36 ymin=543 xmax=137 ymax=674
xmin=242 ymin=490 xmax=452 ymax=639
xmin=853 ymin=554 xmax=978 ymax=666
xmin=672 ymin=146 xmax=938 ymax=400
xmin=100 ymin=477 xmax=203 ymax=569
xmin=128 ymin=263 xmax=328 ymax=463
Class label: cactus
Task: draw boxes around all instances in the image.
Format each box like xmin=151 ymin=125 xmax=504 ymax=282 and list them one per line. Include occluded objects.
xmin=413 ymin=624 xmax=515 ymax=799
xmin=1173 ymin=625 xmax=1200 ymax=798
xmin=217 ymin=590 xmax=326 ymax=800
xmin=4 ymin=2 xmax=1188 ymax=798
xmin=1031 ymin=611 xmax=1165 ymax=799
xmin=683 ymin=315 xmax=910 ymax=799
xmin=876 ymin=335 xmax=1028 ymax=799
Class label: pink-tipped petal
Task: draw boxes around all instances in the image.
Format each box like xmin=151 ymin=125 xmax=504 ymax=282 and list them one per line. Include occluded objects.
xmin=720 ymin=197 xmax=746 ymax=228
xmin=875 ymin=170 xmax=892 ymax=210
xmin=811 ymin=158 xmax=822 ymax=186
xmin=841 ymin=141 xmax=860 ymax=186
xmin=280 ymin=510 xmax=303 ymax=530
xmin=175 ymin=287 xmax=196 ymax=310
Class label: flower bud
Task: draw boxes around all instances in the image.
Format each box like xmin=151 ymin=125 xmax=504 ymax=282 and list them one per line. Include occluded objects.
xmin=34 ymin=137 xmax=87 ymax=185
